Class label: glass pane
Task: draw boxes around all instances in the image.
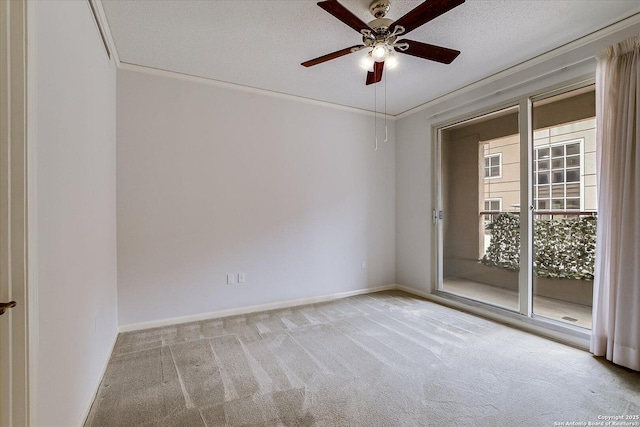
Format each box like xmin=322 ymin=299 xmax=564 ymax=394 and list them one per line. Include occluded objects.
xmin=552 ymin=199 xmax=565 ymax=209
xmin=538 ymin=160 xmax=549 ymax=170
xmin=566 ymin=198 xmax=580 ymax=210
xmin=566 ymin=183 xmax=580 ymax=197
xmin=566 ymin=156 xmax=580 ymax=167
xmin=566 ymin=143 xmax=580 ymax=155
xmin=566 ymin=169 xmax=580 ymax=182
xmin=552 ymin=184 xmax=564 ymax=198
xmin=538 ymin=148 xmax=550 ymax=159
xmin=552 ymin=158 xmax=564 ymax=169
xmin=552 ymin=171 xmax=564 ymax=183
xmin=538 ymin=185 xmax=550 ymax=198
xmin=537 ymin=172 xmax=549 ymax=184
xmin=532 ymin=84 xmax=596 ymax=329
xmin=441 ymin=105 xmax=519 ymax=311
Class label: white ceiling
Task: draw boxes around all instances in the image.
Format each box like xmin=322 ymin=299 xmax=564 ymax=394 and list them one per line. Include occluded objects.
xmin=101 ymin=0 xmax=640 ymax=115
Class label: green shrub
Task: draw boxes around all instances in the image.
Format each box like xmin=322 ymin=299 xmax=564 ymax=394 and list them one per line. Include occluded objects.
xmin=480 ymin=213 xmax=596 ymax=280
xmin=480 ymin=213 xmax=520 ymax=271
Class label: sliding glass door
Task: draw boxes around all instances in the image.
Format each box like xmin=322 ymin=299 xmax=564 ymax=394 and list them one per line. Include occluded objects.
xmin=439 ymin=106 xmax=521 ymax=311
xmin=436 ymin=84 xmax=596 ymax=331
xmin=531 ymin=86 xmax=596 ymax=328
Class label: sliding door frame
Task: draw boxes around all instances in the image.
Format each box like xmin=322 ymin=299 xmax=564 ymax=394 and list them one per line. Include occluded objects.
xmin=518 ymin=97 xmax=533 ymax=317
xmin=431 ymin=75 xmax=596 ymax=345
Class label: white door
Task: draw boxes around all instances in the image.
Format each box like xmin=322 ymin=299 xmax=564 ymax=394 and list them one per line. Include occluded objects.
xmin=0 ymin=1 xmax=30 ymax=425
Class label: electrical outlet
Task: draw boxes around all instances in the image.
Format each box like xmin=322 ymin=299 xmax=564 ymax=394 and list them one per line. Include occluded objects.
xmin=227 ymin=274 xmax=235 ymax=285
xmin=362 ymin=261 xmax=367 ymax=270
xmin=238 ymin=273 xmax=245 ymax=283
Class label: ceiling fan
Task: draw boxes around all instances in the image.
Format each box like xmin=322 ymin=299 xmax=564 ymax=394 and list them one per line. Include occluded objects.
xmin=302 ymin=0 xmax=465 ymax=85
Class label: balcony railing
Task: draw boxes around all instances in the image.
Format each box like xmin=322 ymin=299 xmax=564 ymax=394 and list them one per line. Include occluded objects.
xmin=480 ymin=210 xmax=597 ymax=224
xmin=479 ymin=210 xmax=597 ymax=217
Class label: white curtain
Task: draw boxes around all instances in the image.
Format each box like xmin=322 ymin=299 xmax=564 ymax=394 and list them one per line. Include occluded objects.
xmin=591 ymin=36 xmax=640 ymax=371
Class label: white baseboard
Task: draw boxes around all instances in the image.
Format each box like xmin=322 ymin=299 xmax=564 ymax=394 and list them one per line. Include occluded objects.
xmin=396 ymin=284 xmax=430 ymax=299
xmin=118 ymin=285 xmax=397 ymax=333
xmin=80 ymin=332 xmax=119 ymax=427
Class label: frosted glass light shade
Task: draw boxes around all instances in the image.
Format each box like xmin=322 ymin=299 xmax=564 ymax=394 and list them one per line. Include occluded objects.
xmin=386 ymin=52 xmax=398 ymax=69
xmin=371 ymin=43 xmax=388 ymax=61
xmin=359 ymin=54 xmax=374 ymax=70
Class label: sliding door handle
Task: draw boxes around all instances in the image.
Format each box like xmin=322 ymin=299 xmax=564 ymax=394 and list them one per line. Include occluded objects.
xmin=0 ymin=301 xmax=16 ymax=316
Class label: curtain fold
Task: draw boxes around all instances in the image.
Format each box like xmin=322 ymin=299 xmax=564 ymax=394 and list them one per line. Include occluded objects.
xmin=591 ymin=36 xmax=640 ymax=371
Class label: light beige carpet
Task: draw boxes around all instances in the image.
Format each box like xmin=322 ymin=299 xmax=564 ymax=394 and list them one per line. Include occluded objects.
xmin=85 ymin=291 xmax=639 ymax=426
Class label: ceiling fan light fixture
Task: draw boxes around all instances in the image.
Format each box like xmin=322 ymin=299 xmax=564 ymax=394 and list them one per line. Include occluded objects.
xmin=386 ymin=52 xmax=398 ymax=69
xmin=359 ymin=53 xmax=375 ymax=71
xmin=371 ymin=43 xmax=388 ymax=61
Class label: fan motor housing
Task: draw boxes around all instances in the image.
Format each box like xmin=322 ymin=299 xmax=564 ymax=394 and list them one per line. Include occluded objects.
xmin=368 ymin=17 xmax=394 ymax=31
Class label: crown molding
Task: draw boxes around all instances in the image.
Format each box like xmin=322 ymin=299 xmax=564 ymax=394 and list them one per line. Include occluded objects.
xmin=117 ymin=62 xmax=397 ymax=120
xmin=395 ymin=12 xmax=640 ymax=120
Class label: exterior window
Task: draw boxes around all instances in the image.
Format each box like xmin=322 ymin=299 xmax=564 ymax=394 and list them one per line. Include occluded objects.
xmin=534 ymin=140 xmax=582 ymax=211
xmin=484 ymin=153 xmax=502 ymax=179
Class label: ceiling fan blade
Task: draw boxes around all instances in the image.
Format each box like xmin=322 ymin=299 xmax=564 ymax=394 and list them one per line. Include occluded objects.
xmin=396 ymin=39 xmax=460 ymax=64
xmin=301 ymin=45 xmax=363 ymax=67
xmin=366 ymin=61 xmax=384 ymax=85
xmin=317 ymin=0 xmax=372 ymax=33
xmin=391 ymin=0 xmax=465 ymax=36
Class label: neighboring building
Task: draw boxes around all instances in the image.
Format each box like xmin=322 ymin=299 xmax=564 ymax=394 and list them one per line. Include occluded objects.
xmin=482 ymin=117 xmax=597 ymax=215
xmin=481 ymin=117 xmax=597 ymax=252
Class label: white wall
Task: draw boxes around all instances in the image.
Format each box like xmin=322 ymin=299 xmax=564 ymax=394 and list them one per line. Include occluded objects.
xmin=34 ymin=1 xmax=118 ymax=425
xmin=395 ymin=112 xmax=433 ymax=290
xmin=395 ymin=17 xmax=640 ymax=294
xmin=116 ymin=68 xmax=396 ymax=326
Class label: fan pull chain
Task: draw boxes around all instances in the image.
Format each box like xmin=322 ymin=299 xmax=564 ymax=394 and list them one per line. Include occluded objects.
xmin=374 ymin=77 xmax=378 ymax=151
xmin=384 ymin=69 xmax=388 ymax=143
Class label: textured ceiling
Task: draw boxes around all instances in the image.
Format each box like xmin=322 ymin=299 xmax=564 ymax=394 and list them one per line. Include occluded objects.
xmin=102 ymin=0 xmax=640 ymax=115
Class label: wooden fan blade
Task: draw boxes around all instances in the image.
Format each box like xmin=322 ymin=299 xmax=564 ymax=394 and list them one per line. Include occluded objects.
xmin=301 ymin=45 xmax=363 ymax=67
xmin=391 ymin=0 xmax=465 ymax=36
xmin=396 ymin=39 xmax=460 ymax=64
xmin=366 ymin=61 xmax=384 ymax=85
xmin=318 ymin=0 xmax=372 ymax=33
